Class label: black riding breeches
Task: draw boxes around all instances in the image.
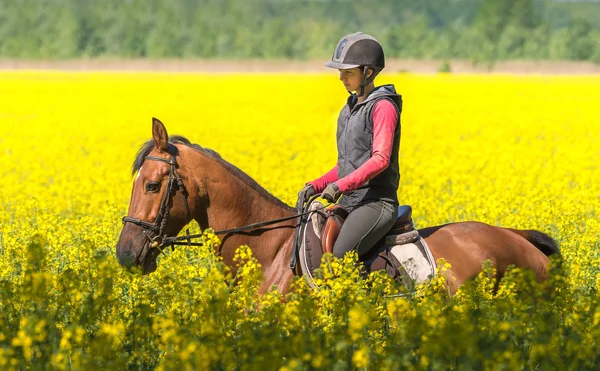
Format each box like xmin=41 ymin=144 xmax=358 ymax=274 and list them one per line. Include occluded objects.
xmin=332 ymin=200 xmax=398 ymax=259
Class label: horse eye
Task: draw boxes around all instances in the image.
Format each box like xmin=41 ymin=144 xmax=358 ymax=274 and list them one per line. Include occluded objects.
xmin=145 ymin=182 xmax=161 ymax=193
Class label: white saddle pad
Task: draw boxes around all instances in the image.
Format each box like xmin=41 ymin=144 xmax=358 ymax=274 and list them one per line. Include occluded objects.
xmin=390 ymin=237 xmax=437 ymax=284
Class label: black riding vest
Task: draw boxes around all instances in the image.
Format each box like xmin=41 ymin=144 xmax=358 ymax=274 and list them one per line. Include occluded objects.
xmin=336 ymin=84 xmax=402 ymax=209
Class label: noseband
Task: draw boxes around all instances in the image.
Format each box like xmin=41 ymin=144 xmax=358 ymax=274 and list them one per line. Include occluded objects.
xmin=122 ymin=154 xmax=191 ymax=251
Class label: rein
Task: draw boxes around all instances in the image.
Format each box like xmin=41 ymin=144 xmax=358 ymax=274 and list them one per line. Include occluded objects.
xmin=161 ymin=207 xmax=323 ymax=249
xmin=122 ymin=153 xmax=327 ymax=258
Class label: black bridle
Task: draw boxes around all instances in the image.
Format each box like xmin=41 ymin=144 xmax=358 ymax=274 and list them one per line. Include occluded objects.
xmin=121 ymin=153 xmax=327 ymax=263
xmin=122 ymin=154 xmax=191 ymax=252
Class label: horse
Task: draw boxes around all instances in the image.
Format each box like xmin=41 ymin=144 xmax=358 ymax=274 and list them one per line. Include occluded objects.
xmin=116 ymin=118 xmax=560 ymax=295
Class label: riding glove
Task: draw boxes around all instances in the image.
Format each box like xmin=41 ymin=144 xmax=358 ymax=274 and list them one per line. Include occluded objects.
xmin=321 ymin=183 xmax=341 ymax=203
xmin=298 ymin=183 xmax=315 ymax=203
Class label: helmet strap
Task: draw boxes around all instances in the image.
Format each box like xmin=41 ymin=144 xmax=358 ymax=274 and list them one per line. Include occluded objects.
xmin=357 ymin=66 xmax=381 ymax=97
xmin=358 ymin=66 xmax=369 ymax=97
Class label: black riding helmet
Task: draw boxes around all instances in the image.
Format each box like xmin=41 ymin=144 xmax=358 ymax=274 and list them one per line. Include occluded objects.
xmin=324 ymin=32 xmax=385 ymax=97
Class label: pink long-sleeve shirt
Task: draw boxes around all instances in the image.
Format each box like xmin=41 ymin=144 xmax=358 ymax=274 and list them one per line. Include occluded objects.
xmin=309 ymin=99 xmax=399 ymax=193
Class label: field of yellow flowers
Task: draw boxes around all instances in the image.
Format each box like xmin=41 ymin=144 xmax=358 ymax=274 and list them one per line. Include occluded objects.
xmin=0 ymin=71 xmax=599 ymax=370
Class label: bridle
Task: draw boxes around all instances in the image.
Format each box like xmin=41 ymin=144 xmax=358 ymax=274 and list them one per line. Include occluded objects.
xmin=122 ymin=154 xmax=191 ymax=252
xmin=121 ymin=152 xmax=329 ymax=264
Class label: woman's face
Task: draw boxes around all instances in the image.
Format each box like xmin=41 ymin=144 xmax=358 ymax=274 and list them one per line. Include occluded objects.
xmin=339 ymin=67 xmax=372 ymax=93
xmin=339 ymin=68 xmax=363 ymax=92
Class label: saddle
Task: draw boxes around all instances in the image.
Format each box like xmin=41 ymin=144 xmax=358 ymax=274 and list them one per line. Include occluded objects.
xmin=320 ymin=204 xmax=415 ymax=254
xmin=296 ymin=200 xmax=437 ymax=290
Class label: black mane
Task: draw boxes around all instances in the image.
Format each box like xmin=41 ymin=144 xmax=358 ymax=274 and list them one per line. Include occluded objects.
xmin=131 ymin=135 xmax=292 ymax=210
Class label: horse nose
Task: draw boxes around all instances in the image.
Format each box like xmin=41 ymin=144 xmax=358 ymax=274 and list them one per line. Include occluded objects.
xmin=116 ymin=229 xmax=139 ymax=268
xmin=117 ymin=250 xmax=136 ymax=268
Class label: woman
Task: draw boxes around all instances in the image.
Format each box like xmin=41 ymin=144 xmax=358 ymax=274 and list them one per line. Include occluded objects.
xmin=299 ymin=32 xmax=403 ymax=260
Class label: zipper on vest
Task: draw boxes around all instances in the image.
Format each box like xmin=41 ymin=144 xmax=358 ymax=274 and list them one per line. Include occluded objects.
xmin=341 ymin=113 xmax=351 ymax=173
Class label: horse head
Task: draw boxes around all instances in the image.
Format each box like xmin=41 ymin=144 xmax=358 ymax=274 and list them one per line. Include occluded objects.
xmin=116 ymin=118 xmax=194 ymax=274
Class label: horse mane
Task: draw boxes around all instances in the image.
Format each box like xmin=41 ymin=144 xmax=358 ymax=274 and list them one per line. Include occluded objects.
xmin=132 ymin=135 xmax=293 ymax=210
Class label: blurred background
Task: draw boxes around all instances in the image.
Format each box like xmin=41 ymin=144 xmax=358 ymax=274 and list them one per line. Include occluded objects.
xmin=0 ymin=0 xmax=599 ymax=69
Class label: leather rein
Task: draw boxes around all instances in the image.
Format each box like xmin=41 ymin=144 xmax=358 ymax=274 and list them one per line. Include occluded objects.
xmin=122 ymin=154 xmax=326 ymax=260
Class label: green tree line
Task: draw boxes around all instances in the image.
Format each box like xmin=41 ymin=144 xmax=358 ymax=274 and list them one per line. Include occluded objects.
xmin=0 ymin=0 xmax=599 ymax=63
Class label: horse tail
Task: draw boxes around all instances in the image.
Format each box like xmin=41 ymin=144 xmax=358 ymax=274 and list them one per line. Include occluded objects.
xmin=511 ymin=229 xmax=560 ymax=257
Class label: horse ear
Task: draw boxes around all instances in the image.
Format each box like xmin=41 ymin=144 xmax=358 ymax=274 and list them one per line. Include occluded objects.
xmin=152 ymin=117 xmax=169 ymax=153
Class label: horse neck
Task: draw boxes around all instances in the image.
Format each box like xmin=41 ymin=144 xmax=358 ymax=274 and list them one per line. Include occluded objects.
xmin=184 ymin=148 xmax=297 ymax=272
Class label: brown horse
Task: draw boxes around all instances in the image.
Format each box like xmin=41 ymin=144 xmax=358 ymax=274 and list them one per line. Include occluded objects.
xmin=116 ymin=118 xmax=559 ymax=295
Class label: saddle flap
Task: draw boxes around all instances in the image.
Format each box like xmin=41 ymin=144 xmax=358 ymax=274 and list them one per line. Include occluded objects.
xmin=321 ymin=205 xmax=349 ymax=254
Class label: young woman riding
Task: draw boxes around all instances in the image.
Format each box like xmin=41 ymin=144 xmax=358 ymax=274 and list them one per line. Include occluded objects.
xmin=118 ymin=34 xmax=557 ymax=292
xmin=299 ymin=32 xmax=403 ymax=261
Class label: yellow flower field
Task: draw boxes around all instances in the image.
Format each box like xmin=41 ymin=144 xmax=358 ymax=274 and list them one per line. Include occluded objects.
xmin=0 ymin=71 xmax=599 ymax=369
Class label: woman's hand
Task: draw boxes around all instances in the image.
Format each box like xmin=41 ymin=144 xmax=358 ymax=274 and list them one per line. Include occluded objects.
xmin=321 ymin=183 xmax=341 ymax=203
xmin=298 ymin=184 xmax=315 ymax=203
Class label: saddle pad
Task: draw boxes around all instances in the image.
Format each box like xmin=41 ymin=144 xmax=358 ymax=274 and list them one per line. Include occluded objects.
xmin=310 ymin=201 xmax=326 ymax=240
xmin=299 ymin=200 xmax=326 ymax=288
xmin=390 ymin=236 xmax=437 ymax=284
